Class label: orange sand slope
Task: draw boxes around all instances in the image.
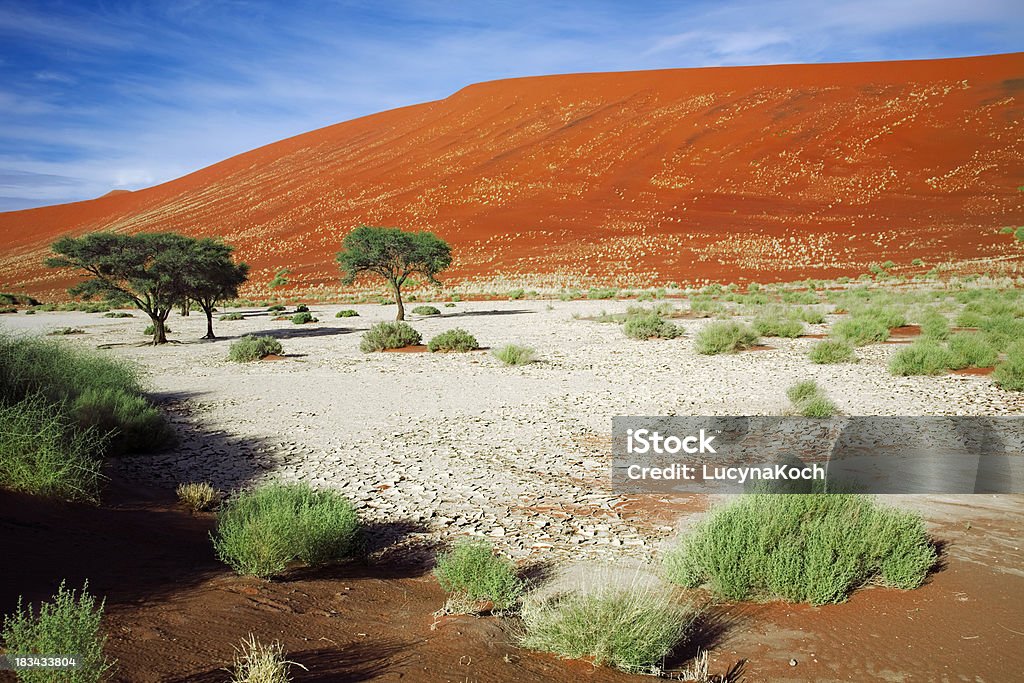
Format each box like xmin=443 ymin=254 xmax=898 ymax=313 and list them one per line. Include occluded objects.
xmin=1 ymin=53 xmax=1022 ymax=298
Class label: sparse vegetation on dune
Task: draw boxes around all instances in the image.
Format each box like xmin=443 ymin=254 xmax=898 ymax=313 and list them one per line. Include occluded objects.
xmin=229 ymin=335 xmax=283 ymax=362
xmin=519 ymin=582 xmax=697 ymax=675
xmin=664 ymin=494 xmax=936 ymax=604
xmin=1 ymin=580 xmax=113 ymax=683
xmin=212 ymin=482 xmax=360 ymax=578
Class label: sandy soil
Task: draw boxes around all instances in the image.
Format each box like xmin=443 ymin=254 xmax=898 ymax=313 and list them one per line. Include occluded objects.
xmin=1 ymin=301 xmax=1023 ymax=681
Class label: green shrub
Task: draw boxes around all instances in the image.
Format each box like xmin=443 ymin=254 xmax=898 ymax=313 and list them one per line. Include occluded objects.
xmin=664 ymin=494 xmax=936 ymax=604
xmin=24 ymin=309 xmax=35 ymax=315
xmin=434 ymin=541 xmax=523 ymax=611
xmin=0 ymin=396 xmax=106 ymax=501
xmin=623 ymin=313 xmax=682 ymax=340
xmin=444 ymin=302 xmax=456 ymax=308
xmin=994 ymin=342 xmax=1024 ymax=391
xmin=290 ymin=312 xmax=317 ymax=324
xmin=294 ymin=304 xmax=309 ymax=313
xmin=911 ymin=258 xmax=925 ymax=266
xmin=49 ymin=327 xmax=85 ymax=336
xmin=808 ymin=340 xmax=855 ymax=364
xmin=948 ymin=333 xmax=997 ymax=368
xmin=797 ymin=307 xmax=826 ymax=324
xmin=889 ymin=340 xmax=957 ymax=376
xmin=1016 ymin=226 xmax=1024 ymax=242
xmin=493 ymin=344 xmax=536 ymax=366
xmin=212 ymin=482 xmax=361 ymax=578
xmin=267 ymin=304 xmax=286 ymax=313
xmin=753 ymin=310 xmax=804 ymax=338
xmin=507 ymin=288 xmax=525 ymax=300
xmin=919 ymin=311 xmax=950 ymax=340
xmin=229 ymin=335 xmax=283 ymax=362
xmin=142 ymin=323 xmax=170 ymax=336
xmin=519 ymin=584 xmax=696 ymax=675
xmin=694 ymin=321 xmax=759 ymax=354
xmin=102 ymin=311 xmax=133 ymax=318
xmin=411 ymin=305 xmax=441 ymax=316
xmin=831 ymin=316 xmax=889 ymax=345
xmin=335 ymin=309 xmax=359 ymax=318
xmin=998 ymin=226 xmax=1014 ymax=234
xmin=980 ymin=315 xmax=1024 ymax=352
xmin=359 ymin=322 xmax=421 ymax=352
xmin=219 ymin=312 xmax=244 ymax=321
xmin=428 ymin=328 xmax=479 ymax=352
xmin=0 ymin=306 xmax=17 ymax=314
xmin=1 ymin=580 xmax=113 ymax=683
xmin=71 ymin=387 xmax=175 ymax=456
xmin=587 ymin=287 xmax=618 ymax=300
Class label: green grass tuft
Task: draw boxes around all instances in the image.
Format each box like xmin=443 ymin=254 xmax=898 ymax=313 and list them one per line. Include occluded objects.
xmin=889 ymin=339 xmax=957 ymax=376
xmin=493 ymin=344 xmax=536 ymax=366
xmin=427 ymin=328 xmax=479 ymax=352
xmin=786 ymin=380 xmax=838 ymax=417
xmin=753 ymin=309 xmax=804 ymax=338
xmin=994 ymin=342 xmax=1024 ymax=391
xmin=212 ymin=482 xmax=361 ymax=578
xmin=694 ymin=321 xmax=759 ymax=355
xmin=948 ymin=333 xmax=997 ymax=369
xmin=808 ymin=340 xmax=855 ymax=364
xmin=434 ymin=540 xmax=524 ymax=611
xmin=664 ymin=494 xmax=936 ymax=604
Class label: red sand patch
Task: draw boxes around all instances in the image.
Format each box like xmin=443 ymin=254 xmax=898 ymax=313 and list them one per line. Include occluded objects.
xmin=2 ymin=53 xmax=1022 ymax=299
xmin=889 ymin=325 xmax=922 ymax=338
xmin=951 ymin=366 xmax=995 ymax=376
xmin=381 ymin=344 xmax=430 ymax=353
xmin=745 ymin=344 xmax=776 ymax=352
xmin=260 ymin=354 xmax=287 ymax=361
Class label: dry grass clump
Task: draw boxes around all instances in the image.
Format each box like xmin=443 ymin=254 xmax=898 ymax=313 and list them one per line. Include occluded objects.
xmin=786 ymin=380 xmax=838 ymax=417
xmin=230 ymin=634 xmax=304 ymax=683
xmin=519 ymin=581 xmax=698 ymax=675
xmin=176 ymin=481 xmax=218 ymax=512
xmin=493 ymin=343 xmax=537 ymax=365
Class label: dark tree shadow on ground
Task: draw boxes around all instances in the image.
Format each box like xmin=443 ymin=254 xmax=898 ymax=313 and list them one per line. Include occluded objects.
xmin=435 ymin=309 xmax=534 ymax=319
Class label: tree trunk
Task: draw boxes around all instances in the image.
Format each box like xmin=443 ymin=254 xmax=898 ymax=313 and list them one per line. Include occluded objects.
xmin=151 ymin=315 xmax=168 ymax=345
xmin=180 ymin=299 xmax=190 ymax=316
xmin=392 ymin=280 xmax=404 ymax=321
xmin=203 ymin=308 xmax=216 ymax=339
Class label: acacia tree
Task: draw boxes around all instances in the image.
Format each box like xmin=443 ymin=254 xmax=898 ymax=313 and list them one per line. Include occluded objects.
xmin=48 ymin=232 xmax=197 ymax=344
xmin=185 ymin=238 xmax=249 ymax=339
xmin=336 ymin=226 xmax=452 ymax=321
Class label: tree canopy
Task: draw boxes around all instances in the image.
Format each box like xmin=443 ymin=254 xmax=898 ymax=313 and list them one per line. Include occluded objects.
xmin=47 ymin=231 xmax=247 ymax=344
xmin=336 ymin=226 xmax=451 ymax=320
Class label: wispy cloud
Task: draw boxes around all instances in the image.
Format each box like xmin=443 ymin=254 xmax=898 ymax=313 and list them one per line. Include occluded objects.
xmin=0 ymin=0 xmax=1020 ymax=211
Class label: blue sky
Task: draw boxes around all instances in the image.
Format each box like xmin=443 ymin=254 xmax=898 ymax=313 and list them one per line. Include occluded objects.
xmin=1 ymin=0 xmax=1021 ymax=211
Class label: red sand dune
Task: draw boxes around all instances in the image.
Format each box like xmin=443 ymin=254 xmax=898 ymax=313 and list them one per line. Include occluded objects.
xmin=1 ymin=53 xmax=1022 ymax=299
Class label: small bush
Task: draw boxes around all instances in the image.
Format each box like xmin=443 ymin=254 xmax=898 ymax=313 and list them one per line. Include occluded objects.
xmin=142 ymin=323 xmax=171 ymax=336
xmin=267 ymin=305 xmax=286 ymax=313
xmin=49 ymin=327 xmax=85 ymax=336
xmin=786 ymin=380 xmax=838 ymax=417
xmin=493 ymin=344 xmax=536 ymax=366
xmin=1 ymin=580 xmax=113 ymax=683
xmin=434 ymin=541 xmax=523 ymax=611
xmin=1016 ymin=226 xmax=1024 ymax=242
xmin=889 ymin=340 xmax=957 ymax=376
xmin=994 ymin=342 xmax=1024 ymax=391
xmin=831 ymin=316 xmax=889 ymax=346
xmin=519 ymin=584 xmax=696 ymax=675
xmin=797 ymin=307 xmax=826 ymax=324
xmin=623 ymin=313 xmax=682 ymax=340
xmin=948 ymin=333 xmax=997 ymax=369
xmin=212 ymin=482 xmax=361 ymax=578
xmin=230 ymin=634 xmax=299 ymax=683
xmin=229 ymin=335 xmax=283 ymax=362
xmin=335 ymin=309 xmax=359 ymax=318
xmin=411 ymin=305 xmax=441 ymax=316
xmin=220 ymin=312 xmax=244 ymax=321
xmin=664 ymin=494 xmax=936 ymax=604
xmin=694 ymin=321 xmax=759 ymax=355
xmin=294 ymin=304 xmax=309 ymax=313
xmin=753 ymin=310 xmax=804 ymax=338
xmin=444 ymin=302 xmax=456 ymax=308
xmin=919 ymin=311 xmax=950 ymax=340
xmin=0 ymin=307 xmax=16 ymax=314
xmin=809 ymin=340 xmax=855 ymax=364
xmin=428 ymin=328 xmax=479 ymax=352
xmin=359 ymin=322 xmax=421 ymax=352
xmin=588 ymin=287 xmax=618 ymax=300
xmin=102 ymin=311 xmax=134 ymax=318
xmin=177 ymin=482 xmax=218 ymax=512
xmin=290 ymin=312 xmax=317 ymax=324
xmin=507 ymin=288 xmax=525 ymax=300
